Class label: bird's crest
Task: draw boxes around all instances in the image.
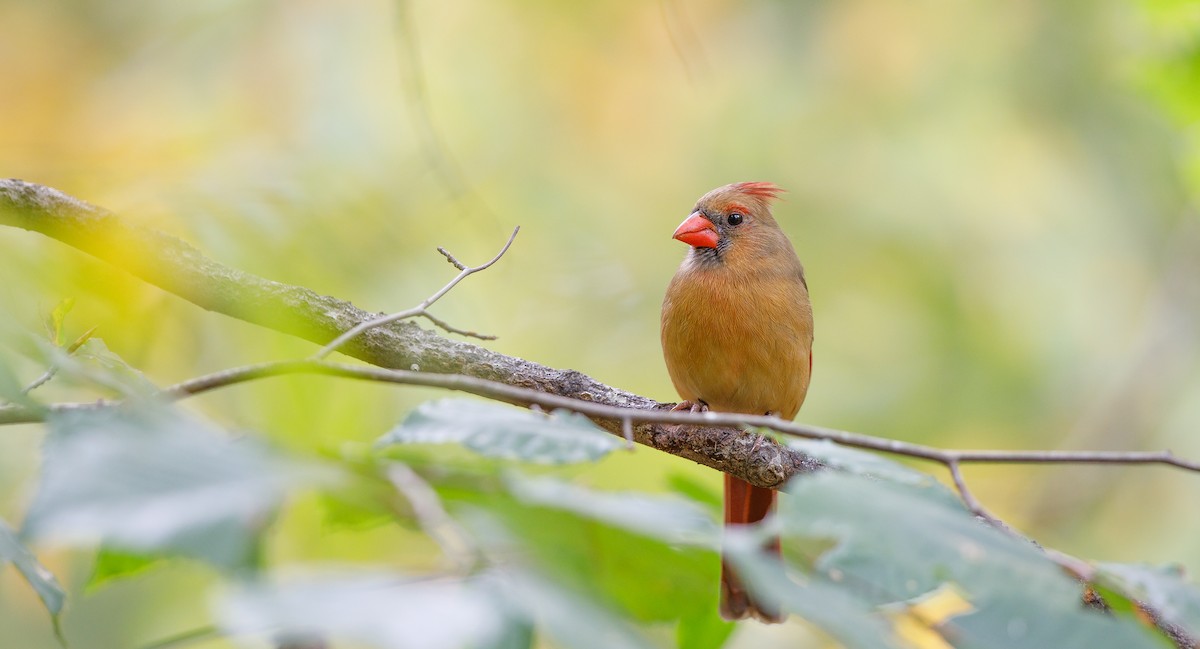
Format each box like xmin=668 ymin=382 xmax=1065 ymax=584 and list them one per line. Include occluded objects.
xmin=731 ymin=182 xmax=785 ymax=203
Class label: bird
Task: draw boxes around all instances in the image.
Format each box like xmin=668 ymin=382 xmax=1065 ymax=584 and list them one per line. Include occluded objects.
xmin=660 ymin=181 xmax=814 ymax=622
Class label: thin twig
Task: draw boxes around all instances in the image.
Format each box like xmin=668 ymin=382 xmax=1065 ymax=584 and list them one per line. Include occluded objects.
xmin=621 ymin=417 xmax=634 ymax=449
xmin=21 ymin=325 xmax=98 ymax=394
xmin=22 ymin=370 xmax=57 ymax=396
xmin=174 ymin=361 xmax=1190 ymax=475
xmin=948 ymin=449 xmax=1200 ymax=469
xmin=419 ymin=312 xmax=496 ymax=341
xmin=8 ymin=358 xmax=1196 ymax=480
xmin=437 ymin=247 xmax=466 ymax=270
xmin=1045 ymin=547 xmax=1096 ymax=582
xmin=312 ymin=227 xmax=518 ymax=359
xmin=385 ymin=463 xmax=479 ymax=573
xmin=946 ymin=460 xmax=1008 ymax=531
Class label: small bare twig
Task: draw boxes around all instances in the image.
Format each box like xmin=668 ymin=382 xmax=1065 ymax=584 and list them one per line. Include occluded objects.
xmin=437 ymin=247 xmax=466 ymax=270
xmin=419 ymin=312 xmax=496 ymax=341
xmin=22 ymin=369 xmax=57 ymax=396
xmin=1045 ymin=547 xmax=1096 ymax=582
xmin=21 ymin=325 xmax=99 ymax=395
xmin=946 ymin=460 xmax=1008 ymax=531
xmin=385 ymin=463 xmax=479 ymax=573
xmin=312 ymin=227 xmax=518 ymax=359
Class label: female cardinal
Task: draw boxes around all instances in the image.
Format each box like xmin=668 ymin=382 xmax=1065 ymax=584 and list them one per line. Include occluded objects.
xmin=660 ymin=181 xmax=814 ymax=622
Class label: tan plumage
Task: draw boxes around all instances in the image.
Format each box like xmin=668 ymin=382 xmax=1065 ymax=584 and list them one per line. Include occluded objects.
xmin=661 ymin=182 xmax=813 ymax=622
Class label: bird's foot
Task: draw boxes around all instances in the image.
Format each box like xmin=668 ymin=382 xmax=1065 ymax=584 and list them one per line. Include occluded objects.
xmin=749 ymin=433 xmax=765 ymax=454
xmin=748 ymin=411 xmax=776 ymax=453
xmin=671 ymin=400 xmax=709 ymax=414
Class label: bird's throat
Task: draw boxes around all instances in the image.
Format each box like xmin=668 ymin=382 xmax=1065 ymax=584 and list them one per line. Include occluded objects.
xmin=689 ymin=244 xmax=725 ymax=267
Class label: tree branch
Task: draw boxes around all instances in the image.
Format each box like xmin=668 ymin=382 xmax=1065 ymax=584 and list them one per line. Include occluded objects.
xmin=0 ymin=178 xmax=817 ymax=489
xmin=4 ymin=178 xmax=1199 ymax=488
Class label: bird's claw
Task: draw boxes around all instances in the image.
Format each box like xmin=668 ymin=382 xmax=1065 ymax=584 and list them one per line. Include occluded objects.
xmin=744 ymin=411 xmax=777 ymax=454
xmin=671 ymin=400 xmax=709 ymax=414
xmin=749 ymin=434 xmax=765 ymax=454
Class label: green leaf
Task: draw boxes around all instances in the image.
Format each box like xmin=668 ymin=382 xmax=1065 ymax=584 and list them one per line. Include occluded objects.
xmin=0 ymin=356 xmax=43 ymax=411
xmin=0 ymin=358 xmax=23 ymax=400
xmin=481 ymin=618 xmax=534 ymax=649
xmin=666 ymin=471 xmax=722 ymax=511
xmin=24 ymin=403 xmax=336 ymax=570
xmin=218 ymin=571 xmax=510 ymax=649
xmin=379 ymin=399 xmax=621 ymax=464
xmin=218 ymin=569 xmax=659 ymax=649
xmin=1094 ymin=562 xmax=1200 ymax=639
xmin=676 ymin=605 xmax=735 ymax=649
xmin=497 ymin=573 xmax=658 ymax=649
xmin=69 ymin=338 xmax=159 ymax=395
xmin=0 ymin=516 xmax=65 ymax=616
xmin=47 ymin=298 xmax=75 ymax=346
xmin=64 ymin=326 xmax=98 ymax=354
xmin=24 ymin=336 xmax=158 ymax=397
xmin=87 ymin=547 xmax=162 ymax=590
xmin=505 ymin=474 xmax=719 ymax=548
xmin=453 ymin=480 xmax=720 ymax=625
xmin=775 ymin=471 xmax=1168 ymax=649
xmin=725 ymin=534 xmax=904 ymax=649
xmin=949 ymin=590 xmax=1171 ymax=649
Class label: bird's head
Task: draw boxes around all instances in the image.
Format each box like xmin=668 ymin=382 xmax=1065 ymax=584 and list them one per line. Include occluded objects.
xmin=672 ymin=182 xmax=787 ymax=265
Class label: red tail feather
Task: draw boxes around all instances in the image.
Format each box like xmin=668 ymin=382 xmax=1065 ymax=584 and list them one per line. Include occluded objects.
xmin=720 ymin=475 xmax=783 ymax=622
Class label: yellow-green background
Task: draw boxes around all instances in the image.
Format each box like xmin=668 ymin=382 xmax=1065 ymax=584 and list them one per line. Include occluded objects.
xmin=2 ymin=0 xmax=1199 ymax=647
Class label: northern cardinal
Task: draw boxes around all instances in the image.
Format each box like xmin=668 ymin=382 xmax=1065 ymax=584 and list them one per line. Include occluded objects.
xmin=660 ymin=181 xmax=814 ymax=622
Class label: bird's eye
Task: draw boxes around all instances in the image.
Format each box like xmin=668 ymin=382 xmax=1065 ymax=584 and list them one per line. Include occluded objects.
xmin=727 ymin=213 xmax=744 ymax=226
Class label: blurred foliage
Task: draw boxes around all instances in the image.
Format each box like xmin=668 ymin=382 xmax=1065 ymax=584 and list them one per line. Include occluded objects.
xmin=2 ymin=0 xmax=1200 ymax=647
xmin=5 ymin=393 xmax=1198 ymax=648
xmin=381 ymin=399 xmax=623 ymax=464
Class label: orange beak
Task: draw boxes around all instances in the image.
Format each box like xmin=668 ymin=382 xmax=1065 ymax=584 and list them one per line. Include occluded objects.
xmin=672 ymin=212 xmax=718 ymax=249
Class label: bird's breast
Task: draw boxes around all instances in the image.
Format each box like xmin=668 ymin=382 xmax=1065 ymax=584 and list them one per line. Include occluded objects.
xmin=661 ymin=265 xmax=813 ymax=419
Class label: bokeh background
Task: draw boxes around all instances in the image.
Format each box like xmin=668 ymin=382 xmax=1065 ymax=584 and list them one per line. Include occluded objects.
xmin=2 ymin=0 xmax=1199 ymax=647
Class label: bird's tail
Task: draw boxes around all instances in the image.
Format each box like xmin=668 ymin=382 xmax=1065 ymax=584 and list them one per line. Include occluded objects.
xmin=720 ymin=475 xmax=783 ymax=623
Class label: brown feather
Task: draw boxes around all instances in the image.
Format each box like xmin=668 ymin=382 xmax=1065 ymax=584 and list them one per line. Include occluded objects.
xmin=661 ymin=182 xmax=814 ymax=623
